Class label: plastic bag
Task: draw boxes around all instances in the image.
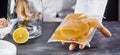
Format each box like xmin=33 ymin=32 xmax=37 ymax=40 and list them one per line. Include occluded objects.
xmin=48 ymin=0 xmax=108 ymax=48
xmin=48 ymin=14 xmax=102 ymax=47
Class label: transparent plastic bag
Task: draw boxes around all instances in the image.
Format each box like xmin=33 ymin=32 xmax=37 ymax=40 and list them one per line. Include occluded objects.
xmin=48 ymin=0 xmax=108 ymax=48
xmin=48 ymin=14 xmax=102 ymax=47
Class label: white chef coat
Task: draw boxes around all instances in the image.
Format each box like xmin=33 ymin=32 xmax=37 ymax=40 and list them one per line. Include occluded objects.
xmin=10 ymin=0 xmax=108 ymax=22
xmin=75 ymin=0 xmax=108 ymax=22
xmin=10 ymin=0 xmax=76 ymax=22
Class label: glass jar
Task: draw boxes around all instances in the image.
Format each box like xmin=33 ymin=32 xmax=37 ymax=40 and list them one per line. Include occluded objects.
xmin=7 ymin=0 xmax=42 ymax=39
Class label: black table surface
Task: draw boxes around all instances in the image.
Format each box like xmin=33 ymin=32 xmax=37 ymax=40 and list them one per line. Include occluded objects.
xmin=4 ymin=21 xmax=120 ymax=55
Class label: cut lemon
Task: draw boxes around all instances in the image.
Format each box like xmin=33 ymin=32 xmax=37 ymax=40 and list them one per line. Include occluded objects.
xmin=13 ymin=27 xmax=29 ymax=44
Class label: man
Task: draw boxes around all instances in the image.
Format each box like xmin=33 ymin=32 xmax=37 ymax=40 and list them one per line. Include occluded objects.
xmin=6 ymin=0 xmax=112 ymax=50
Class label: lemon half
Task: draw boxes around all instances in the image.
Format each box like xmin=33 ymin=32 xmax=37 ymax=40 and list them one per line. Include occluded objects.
xmin=13 ymin=27 xmax=29 ymax=44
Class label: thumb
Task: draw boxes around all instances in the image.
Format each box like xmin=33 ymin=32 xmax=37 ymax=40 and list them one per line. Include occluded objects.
xmin=97 ymin=23 xmax=112 ymax=38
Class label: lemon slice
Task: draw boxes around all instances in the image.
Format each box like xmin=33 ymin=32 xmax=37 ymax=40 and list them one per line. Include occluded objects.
xmin=13 ymin=27 xmax=29 ymax=44
xmin=79 ymin=22 xmax=90 ymax=36
xmin=59 ymin=20 xmax=90 ymax=39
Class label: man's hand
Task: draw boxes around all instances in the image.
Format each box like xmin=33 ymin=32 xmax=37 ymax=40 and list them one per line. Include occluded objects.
xmin=0 ymin=18 xmax=8 ymax=28
xmin=16 ymin=0 xmax=40 ymax=20
xmin=61 ymin=21 xmax=112 ymax=51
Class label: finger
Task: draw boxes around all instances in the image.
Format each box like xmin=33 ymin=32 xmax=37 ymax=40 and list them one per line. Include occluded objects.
xmin=4 ymin=20 xmax=8 ymax=27
xmin=97 ymin=24 xmax=112 ymax=38
xmin=61 ymin=42 xmax=65 ymax=45
xmin=0 ymin=20 xmax=2 ymax=27
xmin=79 ymin=44 xmax=85 ymax=50
xmin=2 ymin=18 xmax=8 ymax=25
xmin=16 ymin=0 xmax=24 ymax=17
xmin=69 ymin=43 xmax=77 ymax=51
xmin=87 ymin=27 xmax=94 ymax=38
xmin=23 ymin=0 xmax=32 ymax=16
xmin=4 ymin=19 xmax=8 ymax=27
xmin=0 ymin=18 xmax=8 ymax=28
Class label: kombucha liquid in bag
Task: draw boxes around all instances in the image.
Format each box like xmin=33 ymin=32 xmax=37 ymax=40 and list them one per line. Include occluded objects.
xmin=48 ymin=14 xmax=102 ymax=47
xmin=48 ymin=0 xmax=108 ymax=47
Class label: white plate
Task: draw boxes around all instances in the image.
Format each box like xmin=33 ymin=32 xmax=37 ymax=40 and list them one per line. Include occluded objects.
xmin=0 ymin=40 xmax=17 ymax=55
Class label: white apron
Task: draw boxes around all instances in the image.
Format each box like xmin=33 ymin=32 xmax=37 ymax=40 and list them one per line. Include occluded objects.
xmin=10 ymin=0 xmax=76 ymax=22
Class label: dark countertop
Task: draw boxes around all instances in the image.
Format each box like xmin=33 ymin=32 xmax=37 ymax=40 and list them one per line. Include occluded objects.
xmin=4 ymin=21 xmax=120 ymax=55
